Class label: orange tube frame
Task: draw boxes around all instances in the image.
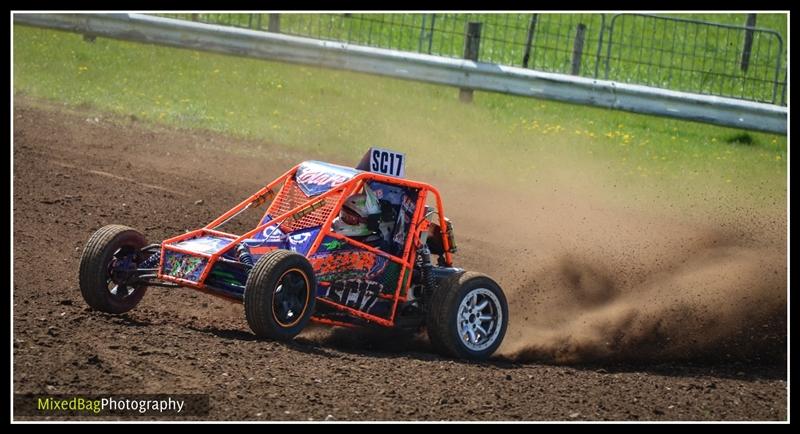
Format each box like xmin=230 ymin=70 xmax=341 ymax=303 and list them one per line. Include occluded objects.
xmin=156 ymin=163 xmax=454 ymax=329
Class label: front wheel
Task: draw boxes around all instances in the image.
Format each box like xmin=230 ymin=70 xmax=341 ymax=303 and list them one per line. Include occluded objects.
xmin=78 ymin=225 xmax=148 ymax=314
xmin=426 ymin=272 xmax=509 ymax=360
xmin=244 ymin=249 xmax=317 ymax=341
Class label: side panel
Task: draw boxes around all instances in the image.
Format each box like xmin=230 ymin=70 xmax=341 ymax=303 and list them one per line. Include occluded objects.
xmin=205 ymin=261 xmax=249 ymax=296
xmin=309 ymin=243 xmax=399 ymax=319
xmin=162 ymin=250 xmax=208 ymax=282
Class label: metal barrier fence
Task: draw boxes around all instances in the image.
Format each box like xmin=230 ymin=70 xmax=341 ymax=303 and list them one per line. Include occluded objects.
xmin=158 ymin=13 xmax=787 ymax=106
xmin=603 ymin=14 xmax=784 ymax=105
xmin=14 ymin=13 xmax=787 ymax=134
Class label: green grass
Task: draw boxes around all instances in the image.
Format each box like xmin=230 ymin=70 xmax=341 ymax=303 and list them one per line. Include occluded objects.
xmin=158 ymin=12 xmax=788 ymax=104
xmin=13 ymin=25 xmax=787 ymax=210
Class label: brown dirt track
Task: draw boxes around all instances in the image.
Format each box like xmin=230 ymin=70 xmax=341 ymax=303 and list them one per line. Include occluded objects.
xmin=13 ymin=98 xmax=787 ymax=421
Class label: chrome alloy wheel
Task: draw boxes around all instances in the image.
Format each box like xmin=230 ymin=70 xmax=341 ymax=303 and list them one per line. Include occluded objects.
xmin=456 ymin=288 xmax=503 ymax=352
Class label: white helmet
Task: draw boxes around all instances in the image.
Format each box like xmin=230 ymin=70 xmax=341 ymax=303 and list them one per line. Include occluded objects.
xmin=332 ymin=185 xmax=380 ymax=237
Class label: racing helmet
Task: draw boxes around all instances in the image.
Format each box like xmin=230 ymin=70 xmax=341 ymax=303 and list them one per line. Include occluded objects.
xmin=332 ymin=185 xmax=380 ymax=237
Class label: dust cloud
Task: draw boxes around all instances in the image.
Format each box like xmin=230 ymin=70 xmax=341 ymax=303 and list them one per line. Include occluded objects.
xmin=462 ymin=167 xmax=789 ymax=365
xmin=498 ymin=236 xmax=786 ymax=364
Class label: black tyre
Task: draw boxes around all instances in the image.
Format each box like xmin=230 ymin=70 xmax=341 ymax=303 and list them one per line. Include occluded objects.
xmin=426 ymin=271 xmax=509 ymax=360
xmin=78 ymin=224 xmax=148 ymax=314
xmin=244 ymin=249 xmax=317 ymax=341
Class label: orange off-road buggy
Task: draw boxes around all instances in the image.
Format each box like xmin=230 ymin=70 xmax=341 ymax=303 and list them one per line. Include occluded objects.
xmin=79 ymin=149 xmax=508 ymax=360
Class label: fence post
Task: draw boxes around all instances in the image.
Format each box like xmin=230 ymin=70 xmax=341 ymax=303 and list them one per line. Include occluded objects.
xmin=418 ymin=14 xmax=428 ymax=53
xmin=522 ymin=14 xmax=538 ymax=68
xmin=781 ymin=70 xmax=787 ymax=106
xmin=741 ymin=13 xmax=757 ymax=72
xmin=571 ymin=23 xmax=587 ymax=76
xmin=593 ymin=15 xmax=606 ymax=78
xmin=191 ymin=14 xmax=199 ymax=22
xmin=268 ymin=14 xmax=281 ymax=33
xmin=459 ymin=21 xmax=482 ymax=103
xmin=428 ymin=14 xmax=436 ymax=54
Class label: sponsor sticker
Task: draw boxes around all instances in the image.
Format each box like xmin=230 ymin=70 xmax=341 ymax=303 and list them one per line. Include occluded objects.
xmin=295 ymin=161 xmax=359 ymax=197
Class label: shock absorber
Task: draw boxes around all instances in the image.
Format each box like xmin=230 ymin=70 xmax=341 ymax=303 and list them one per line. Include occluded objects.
xmin=139 ymin=250 xmax=161 ymax=269
xmin=419 ymin=245 xmax=436 ymax=292
xmin=236 ymin=243 xmax=254 ymax=267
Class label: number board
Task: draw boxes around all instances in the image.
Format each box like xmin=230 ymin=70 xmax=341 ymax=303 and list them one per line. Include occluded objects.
xmin=367 ymin=147 xmax=405 ymax=178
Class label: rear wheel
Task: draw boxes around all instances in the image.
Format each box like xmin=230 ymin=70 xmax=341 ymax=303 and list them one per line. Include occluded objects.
xmin=78 ymin=225 xmax=148 ymax=314
xmin=244 ymin=249 xmax=317 ymax=341
xmin=426 ymin=271 xmax=508 ymax=360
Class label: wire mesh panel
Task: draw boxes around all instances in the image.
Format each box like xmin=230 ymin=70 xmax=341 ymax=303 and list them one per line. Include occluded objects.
xmin=603 ymin=14 xmax=784 ymax=104
xmin=157 ymin=12 xmax=608 ymax=76
xmin=518 ymin=14 xmax=606 ymax=77
xmin=153 ymin=13 xmax=786 ymax=106
xmin=281 ymin=13 xmax=430 ymax=52
xmin=266 ymin=177 xmax=343 ymax=233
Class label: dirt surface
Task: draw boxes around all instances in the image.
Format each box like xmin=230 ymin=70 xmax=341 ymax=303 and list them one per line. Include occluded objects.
xmin=12 ymin=97 xmax=787 ymax=421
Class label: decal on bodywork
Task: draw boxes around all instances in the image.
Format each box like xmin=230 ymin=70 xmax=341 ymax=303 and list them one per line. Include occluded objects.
xmin=243 ymin=226 xmax=320 ymax=257
xmin=322 ymin=239 xmax=347 ymax=251
xmin=310 ymin=250 xmax=400 ymax=317
xmin=310 ymin=250 xmax=380 ymax=282
xmin=323 ymin=279 xmax=383 ymax=314
xmin=295 ymin=161 xmax=360 ymax=197
xmin=368 ymin=181 xmax=407 ymax=205
xmin=162 ymin=251 xmax=208 ymax=282
xmin=287 ymin=227 xmax=319 ymax=255
xmin=205 ymin=261 xmax=250 ymax=295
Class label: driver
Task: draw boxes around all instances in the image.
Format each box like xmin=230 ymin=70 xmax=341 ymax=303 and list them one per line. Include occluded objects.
xmin=332 ymin=184 xmax=394 ymax=248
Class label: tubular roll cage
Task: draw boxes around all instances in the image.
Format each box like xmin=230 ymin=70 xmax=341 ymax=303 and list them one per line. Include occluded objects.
xmin=155 ymin=163 xmax=454 ymax=328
